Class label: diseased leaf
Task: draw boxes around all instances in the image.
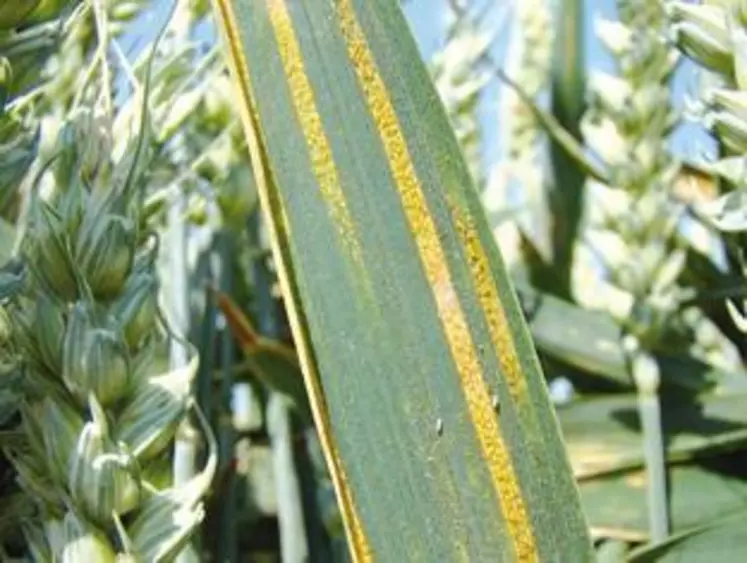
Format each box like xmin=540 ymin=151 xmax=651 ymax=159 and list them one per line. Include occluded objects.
xmin=211 ymin=0 xmax=593 ymax=559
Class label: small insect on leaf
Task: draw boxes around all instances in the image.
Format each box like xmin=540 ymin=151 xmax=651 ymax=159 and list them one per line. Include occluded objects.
xmin=492 ymin=394 xmax=500 ymax=412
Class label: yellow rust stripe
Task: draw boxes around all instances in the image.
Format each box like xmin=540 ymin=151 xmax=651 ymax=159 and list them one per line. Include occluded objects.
xmin=453 ymin=210 xmax=529 ymax=404
xmin=210 ymin=0 xmax=371 ymax=559
xmin=266 ymin=0 xmax=362 ymax=266
xmin=335 ymin=1 xmax=537 ymax=560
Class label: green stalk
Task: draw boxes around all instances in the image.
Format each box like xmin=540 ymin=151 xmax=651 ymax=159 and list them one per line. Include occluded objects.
xmin=196 ymin=285 xmax=217 ymax=427
xmin=548 ymin=0 xmax=586 ymax=300
xmin=217 ymin=230 xmax=238 ymax=563
xmin=268 ymin=393 xmax=309 ymax=562
xmin=625 ymin=337 xmax=669 ymax=541
xmin=584 ymin=0 xmax=684 ymax=543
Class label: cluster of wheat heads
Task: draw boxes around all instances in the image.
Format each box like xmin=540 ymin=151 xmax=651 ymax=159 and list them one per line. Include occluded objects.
xmin=0 ymin=5 xmax=216 ymax=559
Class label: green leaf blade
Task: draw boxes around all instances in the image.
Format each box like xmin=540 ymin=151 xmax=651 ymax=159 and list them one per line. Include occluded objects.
xmin=211 ymin=0 xmax=593 ymax=559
